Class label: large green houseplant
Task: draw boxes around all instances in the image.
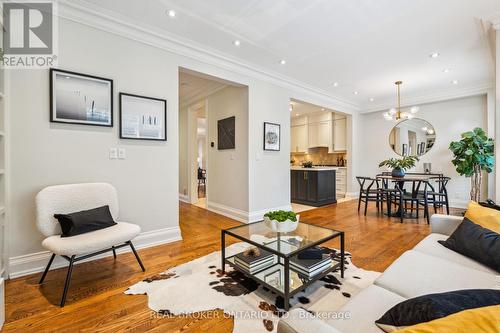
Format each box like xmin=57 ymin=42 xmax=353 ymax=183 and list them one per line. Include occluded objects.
xmin=449 ymin=127 xmax=494 ymax=202
xmin=379 ymin=156 xmax=419 ymax=177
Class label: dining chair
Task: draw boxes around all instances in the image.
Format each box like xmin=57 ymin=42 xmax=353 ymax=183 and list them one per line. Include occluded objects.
xmin=356 ymin=177 xmax=381 ymax=216
xmin=421 ymin=176 xmax=451 ymax=215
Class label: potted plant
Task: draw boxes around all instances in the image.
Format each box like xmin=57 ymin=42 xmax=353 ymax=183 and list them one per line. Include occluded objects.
xmin=264 ymin=210 xmax=299 ymax=232
xmin=449 ymin=127 xmax=494 ymax=202
xmin=379 ymin=156 xmax=419 ymax=177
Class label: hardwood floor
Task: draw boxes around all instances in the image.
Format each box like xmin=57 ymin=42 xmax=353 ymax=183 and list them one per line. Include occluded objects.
xmin=3 ymin=200 xmax=462 ymax=332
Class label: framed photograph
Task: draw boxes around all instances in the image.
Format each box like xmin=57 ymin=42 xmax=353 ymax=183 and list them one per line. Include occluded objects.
xmin=263 ymin=122 xmax=280 ymax=151
xmin=119 ymin=93 xmax=167 ymax=141
xmin=50 ymin=68 xmax=113 ymax=127
xmin=402 ymin=143 xmax=408 ymax=156
xmin=218 ymin=116 xmax=235 ymax=150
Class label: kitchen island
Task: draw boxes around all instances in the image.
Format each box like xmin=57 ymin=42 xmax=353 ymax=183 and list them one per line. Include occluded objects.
xmin=290 ymin=167 xmax=337 ymax=206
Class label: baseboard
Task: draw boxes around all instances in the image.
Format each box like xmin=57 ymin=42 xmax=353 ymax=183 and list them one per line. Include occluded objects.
xmin=206 ymin=201 xmax=249 ymax=223
xmin=345 ymin=192 xmax=359 ymax=198
xmin=206 ymin=201 xmax=292 ymax=223
xmin=248 ymin=204 xmax=293 ymax=223
xmin=179 ymin=193 xmax=189 ymax=203
xmin=8 ymin=226 xmax=182 ymax=279
xmin=449 ymin=199 xmax=469 ymax=209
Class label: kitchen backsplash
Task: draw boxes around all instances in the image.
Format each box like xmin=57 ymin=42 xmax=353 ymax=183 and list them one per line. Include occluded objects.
xmin=290 ymin=147 xmax=347 ymax=166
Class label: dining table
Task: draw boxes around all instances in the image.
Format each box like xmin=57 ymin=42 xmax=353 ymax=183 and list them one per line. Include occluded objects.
xmin=376 ymin=173 xmax=441 ymax=219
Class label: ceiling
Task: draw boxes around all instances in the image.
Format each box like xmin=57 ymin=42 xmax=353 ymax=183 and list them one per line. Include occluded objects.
xmin=79 ymin=0 xmax=499 ymax=111
xmin=179 ymin=70 xmax=229 ymax=107
xmin=290 ymin=99 xmax=334 ymax=118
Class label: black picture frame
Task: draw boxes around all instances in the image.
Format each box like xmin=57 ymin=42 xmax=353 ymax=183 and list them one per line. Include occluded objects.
xmin=263 ymin=122 xmax=281 ymax=151
xmin=119 ymin=92 xmax=167 ymax=141
xmin=50 ymin=68 xmax=113 ymax=127
xmin=217 ymin=116 xmax=236 ymax=150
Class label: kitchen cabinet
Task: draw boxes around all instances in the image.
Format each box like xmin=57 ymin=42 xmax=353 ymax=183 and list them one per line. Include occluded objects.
xmin=291 ymin=169 xmax=337 ymax=206
xmin=291 ymin=124 xmax=308 ymax=153
xmin=335 ymin=168 xmax=347 ymax=198
xmin=333 ymin=118 xmax=347 ymax=152
xmin=308 ymin=121 xmax=332 ymax=150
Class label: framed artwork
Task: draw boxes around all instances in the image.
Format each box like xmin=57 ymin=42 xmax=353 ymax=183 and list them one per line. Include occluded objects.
xmin=119 ymin=93 xmax=167 ymax=141
xmin=263 ymin=122 xmax=281 ymax=151
xmin=402 ymin=143 xmax=408 ymax=156
xmin=50 ymin=68 xmax=113 ymax=127
xmin=218 ymin=116 xmax=235 ymax=150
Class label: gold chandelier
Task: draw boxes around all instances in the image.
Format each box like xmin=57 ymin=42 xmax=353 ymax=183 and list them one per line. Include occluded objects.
xmin=383 ymin=81 xmax=419 ymax=121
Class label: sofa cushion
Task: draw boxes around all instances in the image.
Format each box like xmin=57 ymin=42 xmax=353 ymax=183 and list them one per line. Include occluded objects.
xmin=375 ymin=289 xmax=500 ymax=332
xmin=394 ymin=305 xmax=500 ymax=333
xmin=327 ymin=285 xmax=405 ymax=333
xmin=374 ymin=251 xmax=499 ymax=299
xmin=42 ymin=221 xmax=141 ymax=256
xmin=438 ymin=218 xmax=500 ymax=273
xmin=413 ymin=234 xmax=497 ymax=274
xmin=465 ymin=201 xmax=500 ymax=233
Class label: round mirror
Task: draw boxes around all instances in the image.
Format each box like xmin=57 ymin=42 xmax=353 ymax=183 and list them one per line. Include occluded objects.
xmin=389 ymin=118 xmax=436 ymax=156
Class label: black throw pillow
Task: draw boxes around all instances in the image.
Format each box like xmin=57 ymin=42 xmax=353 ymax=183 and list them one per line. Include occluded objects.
xmin=375 ymin=289 xmax=500 ymax=332
xmin=54 ymin=205 xmax=117 ymax=237
xmin=438 ymin=218 xmax=500 ymax=272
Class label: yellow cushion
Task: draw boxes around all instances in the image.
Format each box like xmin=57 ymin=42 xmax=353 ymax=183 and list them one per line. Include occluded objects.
xmin=465 ymin=201 xmax=500 ymax=233
xmin=395 ymin=305 xmax=500 ymax=333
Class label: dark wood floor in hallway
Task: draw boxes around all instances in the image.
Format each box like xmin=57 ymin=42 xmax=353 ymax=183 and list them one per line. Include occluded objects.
xmin=3 ymin=200 xmax=461 ymax=332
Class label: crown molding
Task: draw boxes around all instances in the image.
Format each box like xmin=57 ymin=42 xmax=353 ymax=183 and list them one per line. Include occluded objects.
xmin=57 ymin=0 xmax=359 ymax=113
xmin=360 ymin=81 xmax=494 ymax=114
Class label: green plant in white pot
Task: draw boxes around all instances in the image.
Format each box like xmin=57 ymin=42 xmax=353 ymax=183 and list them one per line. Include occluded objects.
xmin=379 ymin=156 xmax=419 ymax=177
xmin=264 ymin=210 xmax=299 ymax=232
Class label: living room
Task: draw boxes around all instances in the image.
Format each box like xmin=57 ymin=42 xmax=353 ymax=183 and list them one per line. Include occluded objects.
xmin=1 ymin=0 xmax=500 ymax=332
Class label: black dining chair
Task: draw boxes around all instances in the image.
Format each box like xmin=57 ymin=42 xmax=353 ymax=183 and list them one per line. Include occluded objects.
xmin=420 ymin=176 xmax=451 ymax=216
xmin=356 ymin=177 xmax=382 ymax=216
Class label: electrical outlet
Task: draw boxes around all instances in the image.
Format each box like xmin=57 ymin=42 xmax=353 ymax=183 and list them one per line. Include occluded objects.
xmin=109 ymin=148 xmax=118 ymax=159
xmin=118 ymin=148 xmax=126 ymax=159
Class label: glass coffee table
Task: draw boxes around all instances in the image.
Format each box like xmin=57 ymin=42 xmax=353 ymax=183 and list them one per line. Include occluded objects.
xmin=221 ymin=221 xmax=344 ymax=311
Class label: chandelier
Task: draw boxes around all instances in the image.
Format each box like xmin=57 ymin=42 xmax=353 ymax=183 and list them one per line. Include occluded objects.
xmin=383 ymin=81 xmax=419 ymax=121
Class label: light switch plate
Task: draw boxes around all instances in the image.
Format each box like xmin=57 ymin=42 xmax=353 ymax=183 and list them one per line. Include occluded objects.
xmin=109 ymin=148 xmax=118 ymax=159
xmin=118 ymin=148 xmax=126 ymax=159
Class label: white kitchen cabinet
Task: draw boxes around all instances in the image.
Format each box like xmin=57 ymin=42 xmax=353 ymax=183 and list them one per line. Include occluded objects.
xmin=336 ymin=168 xmax=347 ymax=198
xmin=333 ymin=118 xmax=347 ymax=152
xmin=308 ymin=120 xmax=332 ymax=149
xmin=291 ymin=124 xmax=308 ymax=153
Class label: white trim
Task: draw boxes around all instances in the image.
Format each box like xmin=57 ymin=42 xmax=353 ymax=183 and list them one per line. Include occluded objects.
xmin=205 ymin=201 xmax=293 ymax=223
xmin=206 ymin=201 xmax=249 ymax=223
xmin=8 ymin=226 xmax=182 ymax=279
xmin=58 ymin=0 xmax=358 ymax=113
xmin=179 ymin=194 xmax=189 ymax=203
xmin=360 ymin=81 xmax=493 ymax=114
xmin=345 ymin=191 xmax=359 ymax=198
xmin=248 ymin=205 xmax=293 ymax=223
xmin=449 ymin=199 xmax=469 ymax=210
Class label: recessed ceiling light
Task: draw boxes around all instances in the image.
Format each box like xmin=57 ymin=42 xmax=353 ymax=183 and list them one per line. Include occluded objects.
xmin=353 ymin=91 xmax=359 ymax=95
xmin=279 ymin=59 xmax=286 ymax=65
xmin=321 ymin=108 xmax=325 ymax=111
xmin=442 ymin=68 xmax=451 ymax=73
xmin=167 ymin=9 xmax=176 ymax=17
xmin=295 ymin=113 xmax=300 ymax=117
xmin=233 ymin=40 xmax=241 ymax=46
xmin=429 ymin=52 xmax=440 ymax=58
xmin=333 ymin=82 xmax=339 ymax=87
xmin=451 ymin=80 xmax=459 ymax=85
xmin=369 ymin=98 xmax=374 ymax=102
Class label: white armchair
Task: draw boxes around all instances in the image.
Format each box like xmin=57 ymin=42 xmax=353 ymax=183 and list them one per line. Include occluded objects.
xmin=36 ymin=183 xmax=144 ymax=307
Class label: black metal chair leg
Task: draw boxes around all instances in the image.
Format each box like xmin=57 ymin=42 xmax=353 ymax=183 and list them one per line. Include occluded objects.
xmin=39 ymin=253 xmax=56 ymax=284
xmin=112 ymin=246 xmax=117 ymax=259
xmin=128 ymin=241 xmax=145 ymax=272
xmin=60 ymin=255 xmax=75 ymax=307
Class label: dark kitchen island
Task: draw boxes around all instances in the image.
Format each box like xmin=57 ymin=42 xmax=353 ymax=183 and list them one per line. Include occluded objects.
xmin=290 ymin=167 xmax=337 ymax=207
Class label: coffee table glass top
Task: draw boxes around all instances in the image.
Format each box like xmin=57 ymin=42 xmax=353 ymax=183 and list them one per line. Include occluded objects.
xmin=225 ymin=221 xmax=342 ymax=257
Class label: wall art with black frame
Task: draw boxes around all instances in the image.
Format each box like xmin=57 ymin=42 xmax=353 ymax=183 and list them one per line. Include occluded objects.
xmin=119 ymin=93 xmax=167 ymax=141
xmin=263 ymin=122 xmax=280 ymax=151
xmin=217 ymin=116 xmax=235 ymax=150
xmin=50 ymin=68 xmax=113 ymax=127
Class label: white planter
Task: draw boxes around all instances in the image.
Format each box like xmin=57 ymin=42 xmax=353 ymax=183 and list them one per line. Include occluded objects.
xmin=264 ymin=215 xmax=300 ymax=233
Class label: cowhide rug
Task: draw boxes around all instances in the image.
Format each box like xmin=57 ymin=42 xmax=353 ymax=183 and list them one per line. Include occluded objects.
xmin=125 ymin=243 xmax=380 ymax=332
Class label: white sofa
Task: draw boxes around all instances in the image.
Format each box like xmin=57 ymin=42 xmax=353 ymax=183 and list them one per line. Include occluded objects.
xmin=278 ymin=215 xmax=500 ymax=333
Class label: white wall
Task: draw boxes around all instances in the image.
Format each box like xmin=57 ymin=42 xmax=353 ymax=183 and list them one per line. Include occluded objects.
xmin=357 ymin=95 xmax=487 ymax=207
xmin=206 ymin=86 xmax=249 ymax=213
xmin=179 ymin=105 xmax=188 ymax=199
xmin=9 ymin=19 xmax=181 ymax=276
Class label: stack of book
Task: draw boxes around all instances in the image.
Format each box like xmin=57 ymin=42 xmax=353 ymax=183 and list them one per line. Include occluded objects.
xmin=290 ymin=252 xmax=332 ymax=278
xmin=234 ymin=249 xmax=275 ymax=274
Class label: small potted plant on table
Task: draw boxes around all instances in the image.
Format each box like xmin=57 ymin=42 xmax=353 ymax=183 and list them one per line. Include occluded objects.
xmin=379 ymin=156 xmax=419 ymax=177
xmin=264 ymin=210 xmax=299 ymax=232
